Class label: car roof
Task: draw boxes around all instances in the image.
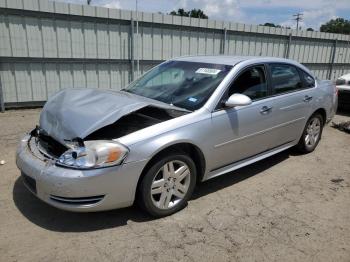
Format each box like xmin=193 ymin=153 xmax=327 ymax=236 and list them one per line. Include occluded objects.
xmin=173 ymin=55 xmax=252 ymax=65
xmin=173 ymin=55 xmax=314 ymax=76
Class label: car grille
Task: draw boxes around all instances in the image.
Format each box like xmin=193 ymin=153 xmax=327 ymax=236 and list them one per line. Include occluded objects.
xmin=21 ymin=172 xmax=37 ymax=194
xmin=36 ymin=134 xmax=68 ymax=159
xmin=49 ymin=195 xmax=105 ymax=205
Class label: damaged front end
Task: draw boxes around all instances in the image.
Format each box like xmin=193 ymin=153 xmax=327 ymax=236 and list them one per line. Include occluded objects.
xmin=85 ymin=106 xmax=186 ymax=140
xmin=30 ymin=88 xmax=188 ymax=170
xmin=39 ymin=88 xmax=189 ymax=145
xmin=17 ymin=128 xmax=148 ymax=212
xmin=29 ymin=126 xmax=128 ymax=169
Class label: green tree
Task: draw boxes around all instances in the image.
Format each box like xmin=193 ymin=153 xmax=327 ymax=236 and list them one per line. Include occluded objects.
xmin=189 ymin=9 xmax=208 ymax=19
xmin=170 ymin=9 xmax=187 ymax=16
xmin=261 ymin=22 xmax=281 ymax=28
xmin=320 ymin=18 xmax=350 ymax=34
xmin=307 ymin=28 xmax=314 ymax=31
xmin=169 ymin=8 xmax=208 ymax=19
xmin=260 ymin=23 xmax=290 ymax=29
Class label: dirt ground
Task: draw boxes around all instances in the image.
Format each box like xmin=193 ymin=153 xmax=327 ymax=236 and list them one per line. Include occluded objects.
xmin=0 ymin=108 xmax=349 ymax=262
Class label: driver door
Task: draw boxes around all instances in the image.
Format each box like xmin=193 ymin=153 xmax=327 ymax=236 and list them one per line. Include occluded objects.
xmin=209 ymin=64 xmax=277 ymax=171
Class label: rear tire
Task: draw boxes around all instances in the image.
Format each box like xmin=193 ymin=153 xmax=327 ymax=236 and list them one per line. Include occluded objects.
xmin=297 ymin=113 xmax=323 ymax=153
xmin=137 ymin=153 xmax=197 ymax=217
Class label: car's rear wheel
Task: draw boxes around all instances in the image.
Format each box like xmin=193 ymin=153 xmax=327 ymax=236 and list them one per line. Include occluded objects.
xmin=297 ymin=113 xmax=324 ymax=153
xmin=138 ymin=153 xmax=196 ymax=217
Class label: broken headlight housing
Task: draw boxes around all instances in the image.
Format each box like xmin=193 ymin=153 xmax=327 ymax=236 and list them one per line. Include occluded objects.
xmin=56 ymin=140 xmax=128 ymax=169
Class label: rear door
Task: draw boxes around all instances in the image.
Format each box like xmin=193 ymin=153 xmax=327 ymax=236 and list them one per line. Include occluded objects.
xmin=266 ymin=63 xmax=315 ymax=146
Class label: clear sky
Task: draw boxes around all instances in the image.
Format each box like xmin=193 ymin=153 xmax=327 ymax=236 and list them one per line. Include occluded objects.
xmin=52 ymin=0 xmax=350 ymax=31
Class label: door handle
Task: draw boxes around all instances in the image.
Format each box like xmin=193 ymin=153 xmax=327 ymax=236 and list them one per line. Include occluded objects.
xmin=260 ymin=106 xmax=272 ymax=114
xmin=303 ymin=95 xmax=313 ymax=102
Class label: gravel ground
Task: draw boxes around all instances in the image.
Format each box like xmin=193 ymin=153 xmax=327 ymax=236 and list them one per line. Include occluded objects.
xmin=0 ymin=108 xmax=349 ymax=262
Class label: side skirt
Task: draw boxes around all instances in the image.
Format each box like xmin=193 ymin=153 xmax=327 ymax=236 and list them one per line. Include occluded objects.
xmin=203 ymin=141 xmax=296 ymax=181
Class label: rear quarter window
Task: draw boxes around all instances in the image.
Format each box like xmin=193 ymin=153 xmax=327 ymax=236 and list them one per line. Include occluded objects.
xmin=300 ymin=70 xmax=315 ymax=88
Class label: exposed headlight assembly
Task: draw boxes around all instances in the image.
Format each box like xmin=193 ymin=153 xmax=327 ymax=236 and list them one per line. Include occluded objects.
xmin=57 ymin=140 xmax=128 ymax=169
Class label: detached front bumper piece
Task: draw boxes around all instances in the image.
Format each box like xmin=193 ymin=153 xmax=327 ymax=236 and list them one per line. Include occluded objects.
xmin=16 ymin=135 xmax=147 ymax=212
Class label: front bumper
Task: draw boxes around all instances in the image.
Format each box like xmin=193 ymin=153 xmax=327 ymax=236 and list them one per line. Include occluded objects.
xmin=16 ymin=135 xmax=148 ymax=212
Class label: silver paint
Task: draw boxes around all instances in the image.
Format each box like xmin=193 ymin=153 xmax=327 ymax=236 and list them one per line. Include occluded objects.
xmin=16 ymin=56 xmax=338 ymax=212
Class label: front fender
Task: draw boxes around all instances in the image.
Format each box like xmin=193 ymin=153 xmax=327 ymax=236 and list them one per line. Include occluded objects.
xmin=124 ymin=119 xmax=213 ymax=171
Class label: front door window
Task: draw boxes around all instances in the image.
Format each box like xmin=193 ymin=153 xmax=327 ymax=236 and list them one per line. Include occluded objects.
xmin=228 ymin=65 xmax=268 ymax=101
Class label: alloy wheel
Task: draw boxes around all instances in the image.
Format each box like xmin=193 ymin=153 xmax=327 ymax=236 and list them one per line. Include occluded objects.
xmin=305 ymin=117 xmax=321 ymax=148
xmin=150 ymin=160 xmax=191 ymax=210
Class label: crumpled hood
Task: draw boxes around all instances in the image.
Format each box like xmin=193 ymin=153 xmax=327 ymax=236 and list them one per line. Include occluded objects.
xmin=39 ymin=88 xmax=177 ymax=144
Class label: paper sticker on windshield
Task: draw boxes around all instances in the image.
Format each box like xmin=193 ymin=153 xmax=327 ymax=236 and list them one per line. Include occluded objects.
xmin=195 ymin=68 xmax=221 ymax=75
xmin=188 ymin=97 xmax=197 ymax=102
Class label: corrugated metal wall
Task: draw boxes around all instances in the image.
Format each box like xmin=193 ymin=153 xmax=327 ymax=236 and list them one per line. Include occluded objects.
xmin=0 ymin=0 xmax=350 ymax=110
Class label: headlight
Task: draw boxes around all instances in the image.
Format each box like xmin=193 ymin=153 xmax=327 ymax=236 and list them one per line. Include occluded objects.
xmin=56 ymin=140 xmax=128 ymax=169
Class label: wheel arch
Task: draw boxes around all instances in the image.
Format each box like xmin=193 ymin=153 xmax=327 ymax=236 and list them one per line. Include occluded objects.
xmin=312 ymin=108 xmax=327 ymax=125
xmin=135 ymin=142 xmax=206 ymax=196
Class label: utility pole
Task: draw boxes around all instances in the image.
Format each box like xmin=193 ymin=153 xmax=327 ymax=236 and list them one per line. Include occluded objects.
xmin=293 ymin=13 xmax=303 ymax=32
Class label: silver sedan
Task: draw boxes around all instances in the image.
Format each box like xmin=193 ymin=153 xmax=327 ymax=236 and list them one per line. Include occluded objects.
xmin=16 ymin=56 xmax=337 ymax=217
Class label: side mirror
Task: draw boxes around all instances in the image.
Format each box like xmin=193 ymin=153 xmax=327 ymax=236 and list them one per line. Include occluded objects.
xmin=224 ymin=93 xmax=252 ymax=108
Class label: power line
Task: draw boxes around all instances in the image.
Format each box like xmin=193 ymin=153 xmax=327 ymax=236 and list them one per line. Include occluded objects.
xmin=293 ymin=13 xmax=303 ymax=32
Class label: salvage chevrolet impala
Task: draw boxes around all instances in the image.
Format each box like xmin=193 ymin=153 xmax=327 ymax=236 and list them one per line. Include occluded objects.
xmin=16 ymin=56 xmax=338 ymax=217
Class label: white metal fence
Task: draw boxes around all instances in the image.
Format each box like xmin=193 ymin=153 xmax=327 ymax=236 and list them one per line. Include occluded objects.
xmin=0 ymin=0 xmax=350 ymax=111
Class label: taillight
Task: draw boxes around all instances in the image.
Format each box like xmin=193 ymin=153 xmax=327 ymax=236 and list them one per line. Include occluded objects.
xmin=334 ymin=84 xmax=338 ymax=96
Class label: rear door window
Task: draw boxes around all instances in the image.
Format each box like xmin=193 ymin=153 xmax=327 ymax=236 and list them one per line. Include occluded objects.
xmin=270 ymin=64 xmax=303 ymax=95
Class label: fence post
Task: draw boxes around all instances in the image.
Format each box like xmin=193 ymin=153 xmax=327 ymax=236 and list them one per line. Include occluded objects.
xmin=130 ymin=18 xmax=135 ymax=82
xmin=221 ymin=28 xmax=227 ymax=54
xmin=285 ymin=33 xmax=292 ymax=58
xmin=328 ymin=39 xmax=337 ymax=80
xmin=0 ymin=62 xmax=4 ymax=112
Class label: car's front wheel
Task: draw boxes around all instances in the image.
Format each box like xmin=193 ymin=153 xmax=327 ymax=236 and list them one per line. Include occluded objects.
xmin=137 ymin=152 xmax=197 ymax=217
xmin=297 ymin=113 xmax=324 ymax=153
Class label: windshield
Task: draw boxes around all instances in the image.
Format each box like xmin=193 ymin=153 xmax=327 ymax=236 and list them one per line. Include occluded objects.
xmin=124 ymin=61 xmax=233 ymax=111
xmin=336 ymin=78 xmax=346 ymax=86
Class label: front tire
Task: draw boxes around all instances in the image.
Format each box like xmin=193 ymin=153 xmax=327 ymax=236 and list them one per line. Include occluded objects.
xmin=297 ymin=113 xmax=324 ymax=153
xmin=137 ymin=153 xmax=197 ymax=217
